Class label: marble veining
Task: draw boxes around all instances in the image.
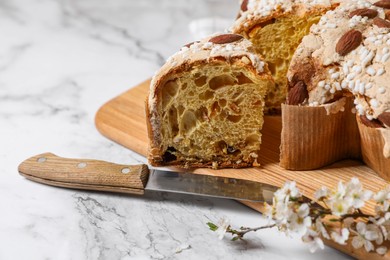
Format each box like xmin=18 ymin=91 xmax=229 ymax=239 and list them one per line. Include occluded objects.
xmin=0 ymin=0 xmax=351 ymax=259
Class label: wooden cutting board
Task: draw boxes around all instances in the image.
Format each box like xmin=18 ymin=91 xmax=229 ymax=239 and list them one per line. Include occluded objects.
xmin=95 ymin=79 xmax=389 ymax=259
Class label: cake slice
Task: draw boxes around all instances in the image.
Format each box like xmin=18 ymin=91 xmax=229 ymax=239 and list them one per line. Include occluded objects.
xmin=232 ymin=0 xmax=338 ymax=113
xmin=146 ymin=34 xmax=274 ymax=169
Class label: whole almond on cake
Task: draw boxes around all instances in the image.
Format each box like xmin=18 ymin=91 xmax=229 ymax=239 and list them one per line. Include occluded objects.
xmin=287 ymin=0 xmax=390 ymax=159
xmin=288 ymin=0 xmax=390 ymax=122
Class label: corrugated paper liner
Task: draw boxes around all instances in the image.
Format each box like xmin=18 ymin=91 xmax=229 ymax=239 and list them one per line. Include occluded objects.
xmin=280 ymin=97 xmax=390 ymax=180
xmin=358 ymin=118 xmax=390 ymax=180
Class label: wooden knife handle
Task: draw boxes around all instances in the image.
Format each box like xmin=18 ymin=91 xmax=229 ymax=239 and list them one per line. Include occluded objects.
xmin=18 ymin=153 xmax=150 ymax=195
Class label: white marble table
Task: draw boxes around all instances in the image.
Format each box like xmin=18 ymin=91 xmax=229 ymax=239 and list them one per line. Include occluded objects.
xmin=0 ymin=0 xmax=352 ymax=259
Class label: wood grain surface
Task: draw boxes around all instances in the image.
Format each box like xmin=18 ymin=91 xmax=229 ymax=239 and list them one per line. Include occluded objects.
xmin=18 ymin=153 xmax=150 ymax=195
xmin=95 ymin=79 xmax=390 ymax=259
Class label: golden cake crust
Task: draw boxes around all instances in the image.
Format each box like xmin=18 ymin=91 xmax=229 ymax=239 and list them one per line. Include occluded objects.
xmin=232 ymin=0 xmax=336 ymax=36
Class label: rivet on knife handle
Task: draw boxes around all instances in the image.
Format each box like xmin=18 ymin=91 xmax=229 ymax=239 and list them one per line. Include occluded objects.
xmin=18 ymin=153 xmax=150 ymax=195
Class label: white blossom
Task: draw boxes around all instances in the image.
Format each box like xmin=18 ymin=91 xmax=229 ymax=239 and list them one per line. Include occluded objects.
xmin=325 ymin=181 xmax=352 ymax=216
xmin=215 ymin=217 xmax=230 ymax=240
xmin=345 ymin=178 xmax=372 ymax=208
xmin=351 ymin=223 xmax=380 ymax=252
xmin=369 ymin=216 xmax=390 ymax=241
xmin=369 ymin=216 xmax=385 ymax=225
xmin=325 ymin=178 xmax=372 ymax=216
xmin=302 ymin=229 xmax=324 ymax=253
xmin=376 ymin=246 xmax=388 ymax=255
xmin=343 ymin=217 xmax=355 ymax=228
xmin=315 ymin=186 xmax=329 ymax=200
xmin=374 ymin=186 xmax=390 ymax=212
xmin=254 ymin=179 xmax=390 ymax=256
xmin=315 ymin=218 xmax=330 ymax=239
xmin=378 ymin=223 xmax=388 ymax=241
xmin=335 ymin=181 xmax=347 ymax=199
xmin=329 ymin=198 xmax=352 ymax=216
xmin=211 ymin=178 xmax=390 ymax=257
xmin=331 ymin=228 xmax=349 ymax=245
xmin=273 ymin=199 xmax=290 ymax=225
xmin=269 ymin=181 xmax=304 ymax=229
xmin=288 ymin=203 xmax=312 ymax=234
xmin=274 ymin=181 xmax=300 ymax=202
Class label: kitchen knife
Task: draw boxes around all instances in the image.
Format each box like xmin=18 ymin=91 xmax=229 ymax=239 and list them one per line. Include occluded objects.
xmin=18 ymin=153 xmax=277 ymax=203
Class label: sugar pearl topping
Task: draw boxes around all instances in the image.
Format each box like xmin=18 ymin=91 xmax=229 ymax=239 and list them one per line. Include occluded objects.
xmin=247 ymin=0 xmax=333 ymax=17
xmin=233 ymin=0 xmax=334 ymax=32
xmin=153 ymin=33 xmax=266 ymax=87
xmin=289 ymin=0 xmax=390 ymax=122
xmin=149 ymin=33 xmax=267 ymax=109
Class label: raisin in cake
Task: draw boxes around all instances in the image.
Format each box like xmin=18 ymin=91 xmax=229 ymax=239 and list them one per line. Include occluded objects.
xmin=146 ymin=34 xmax=274 ymax=169
xmin=232 ymin=0 xmax=338 ymax=113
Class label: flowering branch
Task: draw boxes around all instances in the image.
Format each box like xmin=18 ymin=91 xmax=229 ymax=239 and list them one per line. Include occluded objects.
xmin=207 ymin=178 xmax=390 ymax=255
xmin=207 ymin=221 xmax=277 ymax=241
